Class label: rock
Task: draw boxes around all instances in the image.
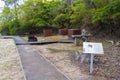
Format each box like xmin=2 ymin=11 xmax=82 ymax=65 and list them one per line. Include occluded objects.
xmin=116 ymin=41 xmax=120 ymax=47
xmin=28 ymin=35 xmax=38 ymax=42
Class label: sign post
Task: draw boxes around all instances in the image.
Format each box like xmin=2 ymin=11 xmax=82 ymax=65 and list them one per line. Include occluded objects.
xmin=83 ymin=42 xmax=104 ymax=74
xmin=90 ymin=54 xmax=94 ymax=74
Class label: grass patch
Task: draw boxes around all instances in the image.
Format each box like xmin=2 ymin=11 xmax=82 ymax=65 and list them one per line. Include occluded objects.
xmin=45 ymin=36 xmax=68 ymax=40
xmin=70 ymin=45 xmax=83 ymax=51
xmin=22 ymin=35 xmax=68 ymax=41
xmin=46 ymin=48 xmax=73 ymax=53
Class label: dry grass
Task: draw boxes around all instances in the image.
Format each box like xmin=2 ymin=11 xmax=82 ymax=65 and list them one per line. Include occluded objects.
xmin=34 ymin=41 xmax=120 ymax=80
xmin=22 ymin=35 xmax=68 ymax=41
xmin=45 ymin=35 xmax=68 ymax=40
xmin=34 ymin=43 xmax=93 ymax=80
xmin=0 ymin=39 xmax=24 ymax=80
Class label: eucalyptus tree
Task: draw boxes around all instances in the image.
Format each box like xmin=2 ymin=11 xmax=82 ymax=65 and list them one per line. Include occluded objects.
xmin=0 ymin=0 xmax=23 ymax=35
xmin=18 ymin=0 xmax=63 ymax=34
xmin=91 ymin=0 xmax=120 ymax=37
xmin=0 ymin=7 xmax=16 ymax=35
xmin=2 ymin=0 xmax=24 ymax=18
xmin=66 ymin=0 xmax=71 ymax=7
xmin=2 ymin=0 xmax=19 ymax=8
xmin=69 ymin=0 xmax=91 ymax=28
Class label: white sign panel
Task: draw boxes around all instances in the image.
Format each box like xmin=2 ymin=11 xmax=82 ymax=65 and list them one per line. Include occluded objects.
xmin=83 ymin=42 xmax=104 ymax=54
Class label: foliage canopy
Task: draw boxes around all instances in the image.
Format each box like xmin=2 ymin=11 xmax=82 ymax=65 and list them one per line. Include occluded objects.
xmin=0 ymin=0 xmax=120 ymax=37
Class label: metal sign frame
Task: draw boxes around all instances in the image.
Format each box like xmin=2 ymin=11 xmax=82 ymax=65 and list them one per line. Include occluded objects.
xmin=83 ymin=42 xmax=104 ymax=74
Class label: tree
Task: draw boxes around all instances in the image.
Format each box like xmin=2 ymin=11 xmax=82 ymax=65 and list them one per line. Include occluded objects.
xmin=92 ymin=0 xmax=120 ymax=37
xmin=18 ymin=0 xmax=63 ymax=34
xmin=66 ymin=0 xmax=71 ymax=7
xmin=70 ymin=0 xmax=91 ymax=28
xmin=3 ymin=0 xmax=19 ymax=8
xmin=0 ymin=7 xmax=16 ymax=35
xmin=0 ymin=0 xmax=120 ymax=37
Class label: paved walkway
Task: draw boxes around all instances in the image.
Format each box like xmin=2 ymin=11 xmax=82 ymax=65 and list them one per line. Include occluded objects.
xmin=17 ymin=45 xmax=69 ymax=80
xmin=1 ymin=36 xmax=29 ymax=45
xmin=1 ymin=36 xmax=74 ymax=45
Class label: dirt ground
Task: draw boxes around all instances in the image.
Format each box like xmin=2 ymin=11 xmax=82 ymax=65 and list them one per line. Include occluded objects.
xmin=0 ymin=39 xmax=24 ymax=80
xmin=34 ymin=42 xmax=120 ymax=80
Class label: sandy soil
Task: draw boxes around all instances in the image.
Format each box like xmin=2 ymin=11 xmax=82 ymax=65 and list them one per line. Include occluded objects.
xmin=1 ymin=37 xmax=119 ymax=80
xmin=0 ymin=39 xmax=24 ymax=80
xmin=34 ymin=43 xmax=117 ymax=80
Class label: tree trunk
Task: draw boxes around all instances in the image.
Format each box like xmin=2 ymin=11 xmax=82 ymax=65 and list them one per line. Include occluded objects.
xmin=66 ymin=0 xmax=71 ymax=7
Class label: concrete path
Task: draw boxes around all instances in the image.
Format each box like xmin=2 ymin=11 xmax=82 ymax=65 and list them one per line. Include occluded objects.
xmin=1 ymin=36 xmax=29 ymax=45
xmin=12 ymin=36 xmax=28 ymax=44
xmin=17 ymin=45 xmax=69 ymax=80
xmin=1 ymin=36 xmax=74 ymax=45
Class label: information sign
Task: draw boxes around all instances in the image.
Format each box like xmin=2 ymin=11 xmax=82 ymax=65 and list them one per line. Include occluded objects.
xmin=83 ymin=42 xmax=104 ymax=74
xmin=83 ymin=42 xmax=104 ymax=54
